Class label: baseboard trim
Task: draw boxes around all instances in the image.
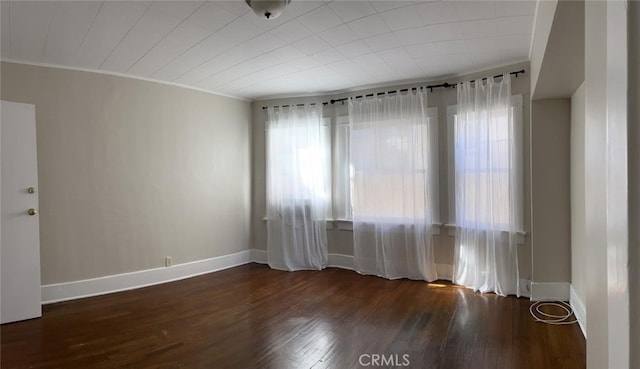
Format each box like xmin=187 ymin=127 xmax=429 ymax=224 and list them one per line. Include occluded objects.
xmin=530 ymin=282 xmax=570 ymax=302
xmin=570 ymin=285 xmax=587 ymax=338
xmin=249 ymin=249 xmax=453 ymax=280
xmin=41 ymin=250 xmax=252 ymax=304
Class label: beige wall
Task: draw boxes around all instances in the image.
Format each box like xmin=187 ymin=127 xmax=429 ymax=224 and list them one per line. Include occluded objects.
xmin=1 ymin=62 xmax=252 ymax=284
xmin=251 ymin=62 xmax=532 ymax=280
xmin=530 ymin=99 xmax=571 ymax=284
xmin=570 ymin=82 xmax=586 ymax=303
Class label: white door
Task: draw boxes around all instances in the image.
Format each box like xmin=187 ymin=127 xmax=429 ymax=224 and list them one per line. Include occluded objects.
xmin=1 ymin=100 xmax=42 ymax=324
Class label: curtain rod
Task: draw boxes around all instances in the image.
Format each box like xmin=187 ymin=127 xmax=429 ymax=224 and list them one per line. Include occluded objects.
xmin=329 ymin=69 xmax=525 ymax=105
xmin=261 ymin=69 xmax=525 ymax=108
xmin=261 ymin=102 xmax=329 ymax=110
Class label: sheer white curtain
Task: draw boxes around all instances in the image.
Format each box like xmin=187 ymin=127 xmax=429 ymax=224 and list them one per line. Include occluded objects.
xmin=266 ymin=105 xmax=330 ymax=271
xmin=452 ymin=74 xmax=523 ymax=296
xmin=348 ymin=90 xmax=439 ymax=281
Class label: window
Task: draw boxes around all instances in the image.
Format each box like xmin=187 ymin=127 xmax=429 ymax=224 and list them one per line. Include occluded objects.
xmin=447 ymin=95 xmax=523 ymax=230
xmin=336 ymin=107 xmax=439 ymax=223
xmin=266 ymin=112 xmax=331 ymax=219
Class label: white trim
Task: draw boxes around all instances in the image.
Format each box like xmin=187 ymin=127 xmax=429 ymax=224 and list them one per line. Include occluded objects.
xmin=251 ymin=249 xmax=268 ymax=264
xmin=0 ymin=59 xmax=249 ymax=102
xmin=530 ymin=282 xmax=570 ymax=301
xmin=328 ymin=254 xmax=354 ymax=270
xmin=570 ymin=285 xmax=587 ymax=338
xmin=41 ymin=250 xmax=252 ymax=304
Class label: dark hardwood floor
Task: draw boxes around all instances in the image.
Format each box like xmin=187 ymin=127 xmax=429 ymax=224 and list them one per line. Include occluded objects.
xmin=2 ymin=263 xmax=585 ymax=369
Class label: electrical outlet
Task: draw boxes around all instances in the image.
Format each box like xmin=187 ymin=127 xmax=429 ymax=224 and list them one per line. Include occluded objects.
xmin=165 ymin=256 xmax=172 ymax=267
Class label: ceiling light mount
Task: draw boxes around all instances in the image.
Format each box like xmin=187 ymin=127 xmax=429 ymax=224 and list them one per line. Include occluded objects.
xmin=245 ymin=0 xmax=291 ymax=20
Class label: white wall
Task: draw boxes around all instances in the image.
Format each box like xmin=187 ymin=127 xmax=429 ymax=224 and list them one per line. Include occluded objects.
xmin=584 ymin=1 xmax=610 ymax=367
xmin=0 ymin=62 xmax=252 ymax=284
xmin=570 ymin=82 xmax=586 ymax=330
xmin=628 ymin=2 xmax=640 ymax=367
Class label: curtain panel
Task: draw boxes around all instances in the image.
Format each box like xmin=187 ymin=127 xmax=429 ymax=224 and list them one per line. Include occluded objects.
xmin=266 ymin=105 xmax=330 ymax=271
xmin=452 ymin=74 xmax=523 ymax=296
xmin=348 ymin=90 xmax=439 ymax=281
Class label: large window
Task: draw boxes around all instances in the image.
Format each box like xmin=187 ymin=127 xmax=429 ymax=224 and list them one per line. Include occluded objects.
xmin=447 ymin=94 xmax=523 ymax=230
xmin=334 ymin=108 xmax=438 ymax=223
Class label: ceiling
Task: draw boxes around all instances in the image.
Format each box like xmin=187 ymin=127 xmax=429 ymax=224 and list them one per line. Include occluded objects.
xmin=0 ymin=0 xmax=536 ymax=100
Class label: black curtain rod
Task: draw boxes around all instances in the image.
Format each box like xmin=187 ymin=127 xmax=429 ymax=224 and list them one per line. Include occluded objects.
xmin=329 ymin=69 xmax=525 ymax=104
xmin=261 ymin=102 xmax=329 ymax=110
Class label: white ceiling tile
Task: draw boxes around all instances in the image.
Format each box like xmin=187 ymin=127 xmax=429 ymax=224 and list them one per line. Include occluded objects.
xmin=371 ymin=1 xmax=414 ymax=13
xmin=127 ymin=22 xmax=210 ymax=76
xmin=454 ymin=1 xmax=496 ymax=21
xmin=415 ymin=1 xmax=458 ymax=25
xmin=379 ymin=5 xmax=424 ymax=31
xmin=152 ymin=31 xmax=240 ymax=81
xmin=42 ymin=1 xmax=103 ymax=65
xmin=101 ymin=5 xmax=190 ymax=72
xmin=470 ymin=51 xmax=502 ymax=67
xmin=499 ymin=34 xmax=531 ymax=50
xmin=186 ymin=2 xmax=239 ymax=33
xmin=394 ymin=26 xmax=430 ymax=46
xmin=269 ymin=20 xmax=313 ymax=44
xmin=348 ymin=14 xmax=390 ymax=38
xmin=9 ymin=0 xmax=54 ymax=61
xmin=376 ymin=47 xmax=411 ymax=62
xmin=297 ymin=5 xmax=342 ymax=33
xmin=466 ymin=37 xmax=501 ymax=53
xmin=351 ymin=53 xmax=384 ymax=66
xmin=495 ymin=1 xmax=536 ymax=17
xmin=242 ymin=33 xmax=286 ymax=54
xmin=460 ymin=19 xmax=500 ymax=40
xmin=292 ymin=36 xmax=331 ymax=56
xmin=500 ymin=47 xmax=529 ymax=62
xmin=320 ymin=25 xmax=358 ymax=47
xmin=327 ymin=0 xmax=377 ymax=23
xmin=265 ymin=46 xmax=306 ymax=62
xmin=336 ymin=40 xmax=372 ymax=58
xmin=283 ymin=1 xmax=325 ymax=18
xmin=73 ymin=1 xmax=150 ymax=69
xmin=434 ymin=40 xmax=468 ymax=55
xmin=177 ymin=47 xmax=255 ymax=85
xmin=363 ymin=33 xmax=401 ymax=52
xmin=424 ymin=23 xmax=464 ymax=42
xmin=152 ymin=1 xmax=204 ymax=19
xmin=214 ymin=1 xmax=251 ymax=17
xmin=404 ymin=42 xmax=438 ymax=58
xmin=497 ymin=15 xmax=534 ymax=36
xmin=311 ymin=48 xmax=345 ymax=65
xmin=1 ymin=1 xmax=12 ymax=57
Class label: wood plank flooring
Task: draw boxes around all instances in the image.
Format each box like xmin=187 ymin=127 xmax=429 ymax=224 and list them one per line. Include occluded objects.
xmin=1 ymin=263 xmax=585 ymax=369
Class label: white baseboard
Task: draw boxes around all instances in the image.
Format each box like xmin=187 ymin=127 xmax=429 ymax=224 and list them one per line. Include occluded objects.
xmin=530 ymin=282 xmax=570 ymax=302
xmin=249 ymin=249 xmax=453 ymax=280
xmin=328 ymin=254 xmax=354 ymax=270
xmin=41 ymin=250 xmax=252 ymax=304
xmin=570 ymin=285 xmax=587 ymax=338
